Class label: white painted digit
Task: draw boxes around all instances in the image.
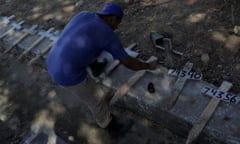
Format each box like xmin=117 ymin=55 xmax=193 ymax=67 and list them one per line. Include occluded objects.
xmin=194 ymin=72 xmax=201 ymax=80
xmin=211 ymin=88 xmax=217 ymax=96
xmin=230 ymin=95 xmax=237 ymax=104
xmin=203 ymin=87 xmax=210 ymax=94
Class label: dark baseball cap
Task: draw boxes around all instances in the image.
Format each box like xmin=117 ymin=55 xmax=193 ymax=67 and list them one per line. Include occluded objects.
xmin=97 ymin=2 xmax=124 ymax=19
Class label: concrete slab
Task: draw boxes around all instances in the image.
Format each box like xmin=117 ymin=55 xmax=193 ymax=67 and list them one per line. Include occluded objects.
xmin=2 ymin=30 xmax=25 ymax=48
xmin=109 ymin=66 xmax=240 ymax=144
xmin=31 ymin=38 xmax=52 ymax=55
xmin=17 ymin=34 xmax=41 ymax=50
xmin=102 ymin=65 xmax=136 ymax=89
xmin=0 ymin=25 xmax=13 ymax=39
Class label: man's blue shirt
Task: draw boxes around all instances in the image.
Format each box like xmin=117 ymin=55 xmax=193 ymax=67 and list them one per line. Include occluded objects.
xmin=46 ymin=11 xmax=128 ymax=86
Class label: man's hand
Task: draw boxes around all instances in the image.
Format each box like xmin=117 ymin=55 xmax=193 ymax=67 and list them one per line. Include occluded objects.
xmin=120 ymin=56 xmax=158 ymax=71
xmin=148 ymin=60 xmax=158 ymax=70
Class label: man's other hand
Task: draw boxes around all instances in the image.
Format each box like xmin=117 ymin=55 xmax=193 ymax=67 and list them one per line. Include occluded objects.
xmin=148 ymin=61 xmax=158 ymax=70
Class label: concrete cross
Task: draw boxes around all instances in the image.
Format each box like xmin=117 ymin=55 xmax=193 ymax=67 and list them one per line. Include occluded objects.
xmin=39 ymin=28 xmax=58 ymax=42
xmin=18 ymin=27 xmax=55 ymax=59
xmin=4 ymin=25 xmax=38 ymax=54
xmin=1 ymin=15 xmax=15 ymax=24
xmin=186 ymin=81 xmax=232 ymax=144
xmin=28 ymin=41 xmax=54 ymax=65
xmin=166 ymin=62 xmax=194 ymax=110
xmin=0 ymin=20 xmax=24 ymax=40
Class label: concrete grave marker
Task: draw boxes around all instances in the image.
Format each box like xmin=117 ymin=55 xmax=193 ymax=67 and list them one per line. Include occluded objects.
xmin=201 ymin=85 xmax=240 ymax=104
xmin=110 ymin=56 xmax=158 ymax=105
xmin=0 ymin=20 xmax=24 ymax=39
xmin=18 ymin=28 xmax=55 ymax=60
xmin=1 ymin=15 xmax=15 ymax=24
xmin=4 ymin=25 xmax=38 ymax=54
xmin=186 ymin=81 xmax=232 ymax=144
xmin=28 ymin=41 xmax=54 ymax=65
xmin=166 ymin=62 xmax=194 ymax=110
xmin=168 ymin=68 xmax=202 ymax=80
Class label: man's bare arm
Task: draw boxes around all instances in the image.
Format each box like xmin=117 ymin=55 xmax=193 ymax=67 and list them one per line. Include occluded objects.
xmin=120 ymin=56 xmax=157 ymax=70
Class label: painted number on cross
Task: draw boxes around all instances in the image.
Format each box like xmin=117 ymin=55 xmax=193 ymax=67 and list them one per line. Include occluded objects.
xmin=168 ymin=68 xmax=202 ymax=80
xmin=201 ymin=86 xmax=240 ymax=104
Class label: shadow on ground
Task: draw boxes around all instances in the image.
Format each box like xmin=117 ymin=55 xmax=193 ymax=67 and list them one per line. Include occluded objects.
xmin=0 ymin=56 xmax=187 ymax=144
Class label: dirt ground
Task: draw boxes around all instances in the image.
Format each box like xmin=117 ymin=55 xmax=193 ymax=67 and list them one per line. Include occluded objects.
xmin=0 ymin=0 xmax=240 ymax=144
xmin=1 ymin=0 xmax=239 ymax=92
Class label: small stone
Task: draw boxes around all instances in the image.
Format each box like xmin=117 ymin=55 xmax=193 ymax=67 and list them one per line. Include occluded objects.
xmin=0 ymin=80 xmax=4 ymax=86
xmin=201 ymin=53 xmax=210 ymax=63
xmin=68 ymin=136 xmax=75 ymax=141
xmin=63 ymin=5 xmax=75 ymax=12
xmin=7 ymin=116 xmax=20 ymax=131
xmin=48 ymin=90 xmax=57 ymax=98
xmin=235 ymin=64 xmax=240 ymax=71
xmin=233 ymin=25 xmax=240 ymax=34
xmin=217 ymin=64 xmax=223 ymax=68
xmin=166 ymin=22 xmax=172 ymax=26
xmin=208 ymin=29 xmax=213 ymax=32
xmin=75 ymin=0 xmax=84 ymax=7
